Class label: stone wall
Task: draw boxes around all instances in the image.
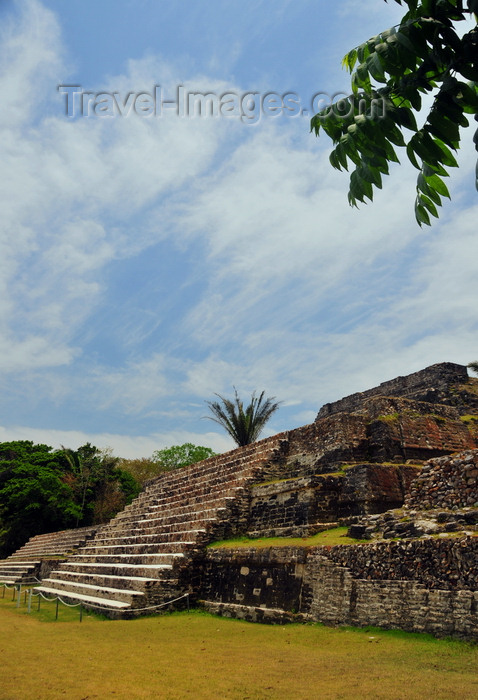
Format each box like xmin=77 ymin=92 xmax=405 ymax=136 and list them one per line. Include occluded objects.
xmin=252 ymin=397 xmax=478 ymax=483
xmin=199 ymin=537 xmax=478 ymax=639
xmin=246 ymin=464 xmax=419 ymax=538
xmin=304 ymin=554 xmax=477 ymax=639
xmin=365 ymin=398 xmax=476 ymax=463
xmin=319 ymin=537 xmax=478 ymax=591
xmin=316 ymin=362 xmax=470 ymax=419
xmin=406 ymin=449 xmax=478 ymax=510
xmin=277 ymin=415 xmax=370 ymax=476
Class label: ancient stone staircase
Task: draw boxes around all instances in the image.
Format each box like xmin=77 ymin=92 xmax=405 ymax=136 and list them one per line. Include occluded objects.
xmin=35 ymin=439 xmax=283 ymax=616
xmin=0 ymin=526 xmax=98 ymax=586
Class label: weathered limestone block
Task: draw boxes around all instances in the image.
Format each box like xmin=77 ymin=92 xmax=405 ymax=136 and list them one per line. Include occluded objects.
xmin=406 ymin=449 xmax=478 ymax=510
xmin=200 ymin=538 xmax=478 ymax=639
xmin=199 ymin=548 xmax=306 ymax=613
xmin=316 ymin=362 xmax=469 ymax=419
xmin=246 ymin=463 xmax=420 ymax=538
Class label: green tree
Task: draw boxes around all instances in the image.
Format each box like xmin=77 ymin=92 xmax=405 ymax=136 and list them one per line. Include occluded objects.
xmin=205 ymin=389 xmax=281 ymax=447
xmin=0 ymin=441 xmax=141 ymax=557
xmin=311 ymin=0 xmax=478 ymax=225
xmin=118 ymin=457 xmax=171 ymax=485
xmin=60 ymin=443 xmax=140 ymax=525
xmin=0 ymin=441 xmax=79 ymax=557
xmin=151 ymin=443 xmax=217 ymax=471
xmin=467 ymin=360 xmax=478 ymax=374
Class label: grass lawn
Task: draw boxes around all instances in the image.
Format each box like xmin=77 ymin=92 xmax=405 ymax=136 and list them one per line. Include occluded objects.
xmin=0 ymin=595 xmax=476 ymax=699
xmin=208 ymin=527 xmax=369 ymax=548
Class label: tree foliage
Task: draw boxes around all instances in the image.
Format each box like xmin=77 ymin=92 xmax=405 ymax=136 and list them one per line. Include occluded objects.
xmin=151 ymin=443 xmax=217 ymax=471
xmin=0 ymin=441 xmax=78 ymax=556
xmin=205 ymin=389 xmax=281 ymax=447
xmin=311 ymin=0 xmax=478 ymax=225
xmin=467 ymin=360 xmax=478 ymax=374
xmin=60 ymin=443 xmax=140 ymax=525
xmin=118 ymin=457 xmax=170 ymax=485
xmin=0 ymin=441 xmax=140 ymax=557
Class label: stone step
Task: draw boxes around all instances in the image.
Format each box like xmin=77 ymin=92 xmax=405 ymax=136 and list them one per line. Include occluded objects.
xmin=0 ymin=569 xmax=37 ymax=579
xmin=49 ymin=570 xmax=161 ymax=592
xmin=35 ymin=586 xmax=131 ymax=610
xmin=0 ymin=561 xmax=41 ymax=584
xmin=113 ymin=515 xmax=217 ymax=534
xmin=113 ymin=490 xmax=242 ymax=522
xmin=151 ymin=483 xmax=246 ymax=504
xmin=109 ymin=499 xmax=234 ymax=529
xmin=124 ymin=474 xmax=251 ymax=502
xmin=92 ymin=529 xmax=207 ymax=546
xmin=39 ymin=578 xmax=144 ymax=605
xmin=57 ymin=561 xmax=174 ymax=578
xmin=79 ymin=541 xmax=196 ymax=556
xmin=25 ymin=540 xmax=99 ymax=550
xmin=71 ymin=552 xmax=185 ymax=566
xmin=9 ymin=549 xmax=71 ymax=556
xmin=139 ymin=464 xmax=255 ymax=493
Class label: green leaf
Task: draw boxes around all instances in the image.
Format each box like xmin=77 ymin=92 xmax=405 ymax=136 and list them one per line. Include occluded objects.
xmin=381 ymin=118 xmax=407 ymax=147
xmin=342 ymin=48 xmax=358 ymax=72
xmin=393 ymin=107 xmax=418 ymax=131
xmin=360 ymin=164 xmax=383 ymax=188
xmin=335 ymin=142 xmax=349 ymax=170
xmin=425 ymin=173 xmax=451 ymax=199
xmin=419 ymin=193 xmax=439 ymax=219
xmin=426 ymin=111 xmax=460 ymax=149
xmin=417 ymin=173 xmax=440 ymax=205
xmin=414 ymin=200 xmax=431 ymax=227
xmin=356 ymin=42 xmax=371 ymax=64
xmin=407 ymin=142 xmax=421 ymax=170
xmin=431 ymin=136 xmax=459 ymax=168
xmin=419 ymin=173 xmax=442 ymax=205
xmin=329 ymin=150 xmax=340 ymax=170
xmin=459 ymin=65 xmax=478 ymax=82
xmin=395 ymin=29 xmax=418 ymax=56
xmin=310 ymin=115 xmax=321 ymax=135
xmin=422 ymin=161 xmax=450 ymax=178
xmin=366 ymin=52 xmax=386 ymax=82
xmin=355 ymin=62 xmax=372 ymax=90
xmin=349 ymin=170 xmax=365 ymax=203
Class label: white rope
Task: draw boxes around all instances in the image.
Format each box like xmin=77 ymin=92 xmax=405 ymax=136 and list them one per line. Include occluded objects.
xmin=28 ymin=588 xmax=190 ymax=612
xmin=31 ymin=590 xmax=83 ymax=608
xmin=2 ymin=580 xmax=190 ymax=613
xmin=69 ymin=592 xmax=190 ymax=612
xmin=1 ymin=583 xmax=18 ymax=591
xmin=127 ymin=593 xmax=190 ymax=613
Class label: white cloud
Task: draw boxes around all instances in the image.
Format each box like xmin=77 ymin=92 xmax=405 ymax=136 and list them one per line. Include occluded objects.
xmin=0 ymin=0 xmax=63 ymax=127
xmin=0 ymin=0 xmax=477 ymax=448
xmin=0 ymin=423 xmax=233 ymax=459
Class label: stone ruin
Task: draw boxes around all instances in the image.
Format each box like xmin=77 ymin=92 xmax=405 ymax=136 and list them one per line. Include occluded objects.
xmin=0 ymin=526 xmax=98 ymax=586
xmin=1 ymin=362 xmax=477 ymax=638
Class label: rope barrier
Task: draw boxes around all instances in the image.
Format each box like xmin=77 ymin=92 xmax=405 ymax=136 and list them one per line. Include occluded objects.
xmin=32 ymin=590 xmax=83 ymax=608
xmin=40 ymin=591 xmax=190 ymax=612
xmin=2 ymin=581 xmax=190 ymax=616
xmin=1 ymin=583 xmax=18 ymax=591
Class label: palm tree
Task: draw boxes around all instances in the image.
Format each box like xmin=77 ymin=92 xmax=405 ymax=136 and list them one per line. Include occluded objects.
xmin=205 ymin=389 xmax=281 ymax=447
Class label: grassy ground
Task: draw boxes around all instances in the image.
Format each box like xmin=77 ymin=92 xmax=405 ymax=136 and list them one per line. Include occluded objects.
xmin=209 ymin=528 xmax=478 ymax=549
xmin=0 ymin=595 xmax=476 ymax=699
xmin=209 ymin=527 xmax=369 ymax=548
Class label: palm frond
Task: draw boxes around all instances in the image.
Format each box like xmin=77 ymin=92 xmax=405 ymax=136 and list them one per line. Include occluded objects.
xmin=205 ymin=388 xmax=281 ymax=446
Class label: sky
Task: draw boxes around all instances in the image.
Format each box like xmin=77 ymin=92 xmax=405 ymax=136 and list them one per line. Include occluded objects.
xmin=0 ymin=0 xmax=477 ymax=458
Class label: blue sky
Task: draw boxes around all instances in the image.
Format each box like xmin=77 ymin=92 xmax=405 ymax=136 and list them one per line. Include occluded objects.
xmin=0 ymin=0 xmax=477 ymax=458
